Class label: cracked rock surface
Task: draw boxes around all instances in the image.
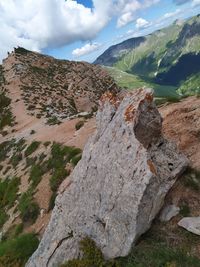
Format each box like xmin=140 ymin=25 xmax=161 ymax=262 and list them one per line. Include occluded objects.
xmin=26 ymin=88 xmax=188 ymax=267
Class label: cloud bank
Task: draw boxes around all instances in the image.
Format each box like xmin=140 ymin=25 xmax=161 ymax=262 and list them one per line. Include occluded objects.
xmin=0 ymin=0 xmax=184 ymax=61
xmin=72 ymin=43 xmax=102 ymax=57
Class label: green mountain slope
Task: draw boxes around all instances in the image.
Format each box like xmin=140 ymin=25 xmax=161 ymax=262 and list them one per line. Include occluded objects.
xmin=105 ymin=66 xmax=179 ymax=103
xmin=95 ymin=15 xmax=200 ymax=96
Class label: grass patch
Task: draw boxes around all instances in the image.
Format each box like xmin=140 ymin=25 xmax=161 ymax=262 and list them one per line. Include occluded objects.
xmin=24 ymin=141 xmax=40 ymax=157
xmin=18 ymin=190 xmax=39 ymax=224
xmin=0 ymin=140 xmax=15 ymax=163
xmin=117 ymin=243 xmax=200 ymax=267
xmin=46 ymin=116 xmax=61 ymax=125
xmin=0 ymin=211 xmax=9 ymax=229
xmin=29 ymin=164 xmax=43 ymax=188
xmin=0 ymin=177 xmax=20 ymax=209
xmin=60 ymin=237 xmax=119 ymax=267
xmin=2 ymin=224 xmax=23 ymax=241
xmin=9 ymin=152 xmax=23 ymax=168
xmin=0 ymin=93 xmax=14 ymax=130
xmin=0 ymin=233 xmax=39 ymax=267
xmin=45 ymin=143 xmax=81 ymax=192
xmin=71 ymin=154 xmax=82 ymax=166
xmin=50 ymin=168 xmax=70 ymax=192
xmin=48 ymin=192 xmax=57 ymax=211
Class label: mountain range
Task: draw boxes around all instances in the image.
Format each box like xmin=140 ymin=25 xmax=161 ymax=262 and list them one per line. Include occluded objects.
xmin=94 ymin=14 xmax=200 ymax=98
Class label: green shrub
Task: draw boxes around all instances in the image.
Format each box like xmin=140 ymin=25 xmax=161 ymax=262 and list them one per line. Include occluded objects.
xmin=46 ymin=143 xmax=81 ymax=192
xmin=50 ymin=168 xmax=70 ymax=192
xmin=2 ymin=224 xmax=23 ymax=241
xmin=15 ymin=138 xmax=26 ymax=152
xmin=25 ymin=157 xmax=37 ymax=168
xmin=71 ymin=154 xmax=82 ymax=166
xmin=18 ymin=191 xmax=39 ymax=223
xmin=25 ymin=141 xmax=40 ymax=157
xmin=10 ymin=152 xmax=23 ymax=168
xmin=60 ymin=237 xmax=119 ymax=267
xmin=0 ymin=233 xmax=39 ymax=267
xmin=0 ymin=93 xmax=14 ymax=130
xmin=48 ymin=192 xmax=57 ymax=211
xmin=0 ymin=140 xmax=15 ymax=162
xmin=0 ymin=210 xmax=9 ymax=228
xmin=29 ymin=164 xmax=43 ymax=188
xmin=46 ymin=116 xmax=61 ymax=125
xmin=75 ymin=120 xmax=85 ymax=131
xmin=0 ymin=177 xmax=20 ymax=209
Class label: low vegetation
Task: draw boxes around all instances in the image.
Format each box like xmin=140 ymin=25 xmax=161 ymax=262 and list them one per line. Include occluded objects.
xmin=0 ymin=93 xmax=14 ymax=130
xmin=18 ymin=190 xmax=39 ymax=224
xmin=24 ymin=141 xmax=40 ymax=157
xmin=2 ymin=224 xmax=23 ymax=241
xmin=182 ymin=167 xmax=200 ymax=191
xmin=0 ymin=211 xmax=9 ymax=229
xmin=0 ymin=177 xmax=20 ymax=209
xmin=60 ymin=237 xmax=119 ymax=267
xmin=61 ymin=228 xmax=200 ymax=267
xmin=75 ymin=120 xmax=85 ymax=131
xmin=0 ymin=233 xmax=39 ymax=267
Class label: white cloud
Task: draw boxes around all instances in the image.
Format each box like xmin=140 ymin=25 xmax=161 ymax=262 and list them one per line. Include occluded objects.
xmin=0 ymin=0 xmax=113 ymax=61
xmin=163 ymin=9 xmax=181 ymax=19
xmin=72 ymin=43 xmax=102 ymax=57
xmin=0 ymin=0 xmax=161 ymax=61
xmin=117 ymin=0 xmax=160 ymax=27
xmin=117 ymin=12 xmax=135 ymax=27
xmin=192 ymin=0 xmax=200 ymax=6
xmin=135 ymin=18 xmax=151 ymax=29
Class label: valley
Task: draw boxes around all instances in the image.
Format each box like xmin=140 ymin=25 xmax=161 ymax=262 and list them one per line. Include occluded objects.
xmin=95 ymin=14 xmax=200 ymax=98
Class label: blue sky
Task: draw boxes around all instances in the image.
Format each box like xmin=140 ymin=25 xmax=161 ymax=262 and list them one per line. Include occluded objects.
xmin=0 ymin=0 xmax=200 ymax=63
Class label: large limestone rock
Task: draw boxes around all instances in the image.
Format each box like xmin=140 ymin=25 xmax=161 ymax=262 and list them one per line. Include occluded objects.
xmin=26 ymin=88 xmax=188 ymax=267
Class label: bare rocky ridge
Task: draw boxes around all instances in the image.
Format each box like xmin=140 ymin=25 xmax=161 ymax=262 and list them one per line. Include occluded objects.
xmin=3 ymin=47 xmax=119 ymax=122
xmin=26 ymin=88 xmax=188 ymax=267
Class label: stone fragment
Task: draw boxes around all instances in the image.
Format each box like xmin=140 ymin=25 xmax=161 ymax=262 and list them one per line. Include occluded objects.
xmin=159 ymin=205 xmax=180 ymax=222
xmin=178 ymin=217 xmax=200 ymax=235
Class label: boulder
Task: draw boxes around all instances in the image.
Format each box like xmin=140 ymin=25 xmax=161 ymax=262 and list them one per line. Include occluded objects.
xmin=26 ymin=88 xmax=188 ymax=267
xmin=178 ymin=217 xmax=200 ymax=235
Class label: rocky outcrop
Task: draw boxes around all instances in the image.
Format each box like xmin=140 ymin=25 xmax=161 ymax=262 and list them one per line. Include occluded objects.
xmin=26 ymin=88 xmax=188 ymax=267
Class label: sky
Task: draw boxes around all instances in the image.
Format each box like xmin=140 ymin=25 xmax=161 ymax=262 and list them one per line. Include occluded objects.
xmin=0 ymin=0 xmax=200 ymax=63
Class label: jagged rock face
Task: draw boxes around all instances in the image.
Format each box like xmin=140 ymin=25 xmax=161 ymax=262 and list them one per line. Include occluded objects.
xmin=26 ymin=89 xmax=188 ymax=267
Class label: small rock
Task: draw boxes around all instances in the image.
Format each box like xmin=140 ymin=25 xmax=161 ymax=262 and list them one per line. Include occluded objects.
xmin=40 ymin=209 xmax=46 ymax=218
xmin=159 ymin=205 xmax=180 ymax=222
xmin=178 ymin=217 xmax=200 ymax=235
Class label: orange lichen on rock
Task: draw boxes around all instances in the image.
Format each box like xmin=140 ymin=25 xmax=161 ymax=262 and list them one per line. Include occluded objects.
xmin=145 ymin=92 xmax=154 ymax=102
xmin=147 ymin=159 xmax=157 ymax=175
xmin=100 ymin=91 xmax=121 ymax=109
xmin=124 ymin=104 xmax=136 ymax=122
